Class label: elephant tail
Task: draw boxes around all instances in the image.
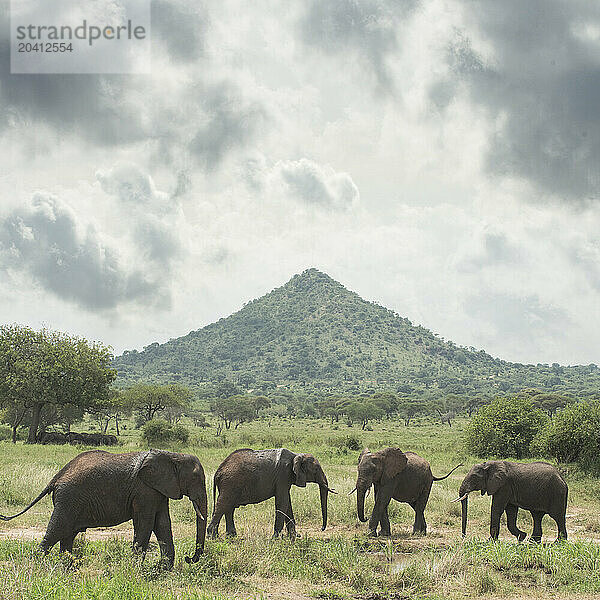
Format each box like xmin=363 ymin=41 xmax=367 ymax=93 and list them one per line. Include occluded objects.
xmin=432 ymin=463 xmax=463 ymax=481
xmin=0 ymin=484 xmax=53 ymax=521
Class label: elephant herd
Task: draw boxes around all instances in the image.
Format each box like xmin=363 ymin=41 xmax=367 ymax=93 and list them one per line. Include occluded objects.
xmin=38 ymin=431 xmax=118 ymax=446
xmin=0 ymin=446 xmax=568 ymax=568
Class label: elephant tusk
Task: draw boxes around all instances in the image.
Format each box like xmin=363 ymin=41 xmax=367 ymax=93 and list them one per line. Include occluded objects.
xmin=348 ymin=487 xmax=357 ymax=495
xmin=192 ymin=503 xmax=206 ymax=521
xmin=365 ymin=488 xmax=371 ymax=499
xmin=452 ymin=493 xmax=469 ymax=503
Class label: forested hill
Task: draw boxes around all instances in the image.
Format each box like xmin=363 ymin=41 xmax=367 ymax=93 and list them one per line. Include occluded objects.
xmin=113 ymin=269 xmax=600 ymax=398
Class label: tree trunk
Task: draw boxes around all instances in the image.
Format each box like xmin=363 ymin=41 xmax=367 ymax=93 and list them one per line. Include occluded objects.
xmin=12 ymin=425 xmax=17 ymax=443
xmin=27 ymin=402 xmax=43 ymax=443
xmin=115 ymin=416 xmax=120 ymax=436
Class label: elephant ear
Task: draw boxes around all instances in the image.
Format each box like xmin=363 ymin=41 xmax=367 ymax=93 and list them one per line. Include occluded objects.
xmin=485 ymin=462 xmax=508 ymax=496
xmin=293 ymin=454 xmax=307 ymax=487
xmin=378 ymin=447 xmax=408 ymax=482
xmin=358 ymin=447 xmax=370 ymax=465
xmin=138 ymin=450 xmax=183 ymax=499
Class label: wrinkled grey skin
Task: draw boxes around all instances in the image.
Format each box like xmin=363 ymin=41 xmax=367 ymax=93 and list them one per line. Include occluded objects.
xmin=458 ymin=461 xmax=568 ymax=542
xmin=0 ymin=449 xmax=208 ymax=568
xmin=355 ymin=447 xmax=462 ymax=537
xmin=207 ymin=448 xmax=333 ymax=539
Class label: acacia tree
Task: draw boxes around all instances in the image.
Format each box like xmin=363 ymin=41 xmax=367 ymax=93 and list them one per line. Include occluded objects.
xmin=0 ymin=325 xmax=115 ymax=443
xmin=121 ymin=383 xmax=192 ymax=425
xmin=210 ymin=395 xmax=267 ymax=431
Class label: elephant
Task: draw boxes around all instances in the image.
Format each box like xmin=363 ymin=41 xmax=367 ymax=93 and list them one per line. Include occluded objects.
xmin=0 ymin=449 xmax=208 ymax=568
xmin=353 ymin=447 xmax=462 ymax=536
xmin=39 ymin=431 xmax=67 ymax=445
xmin=455 ymin=460 xmax=568 ymax=542
xmin=207 ymin=448 xmax=335 ymax=539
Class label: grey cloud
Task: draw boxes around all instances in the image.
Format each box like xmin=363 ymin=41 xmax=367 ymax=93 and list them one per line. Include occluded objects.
xmin=438 ymin=1 xmax=600 ymax=200
xmin=299 ymin=0 xmax=416 ymax=93
xmin=97 ymin=164 xmax=182 ymax=267
xmin=279 ymin=158 xmax=359 ymax=210
xmin=152 ymin=0 xmax=207 ymax=62
xmin=0 ymin=6 xmax=147 ymax=145
xmin=189 ymin=84 xmax=268 ymax=169
xmin=0 ymin=193 xmax=165 ymax=311
xmin=459 ymin=230 xmax=521 ymax=272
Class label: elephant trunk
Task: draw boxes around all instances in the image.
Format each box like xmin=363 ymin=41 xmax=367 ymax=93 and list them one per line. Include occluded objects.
xmin=186 ymin=489 xmax=207 ymax=564
xmin=461 ymin=497 xmax=468 ymax=537
xmin=319 ymin=485 xmax=328 ymax=531
xmin=357 ymin=487 xmax=368 ymax=522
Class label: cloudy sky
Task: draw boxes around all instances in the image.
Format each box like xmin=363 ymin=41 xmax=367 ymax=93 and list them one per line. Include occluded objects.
xmin=1 ymin=0 xmax=599 ymax=365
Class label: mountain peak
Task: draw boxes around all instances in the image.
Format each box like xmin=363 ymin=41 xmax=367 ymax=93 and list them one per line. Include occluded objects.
xmin=114 ymin=270 xmax=600 ymax=396
xmin=285 ymin=268 xmax=341 ymax=292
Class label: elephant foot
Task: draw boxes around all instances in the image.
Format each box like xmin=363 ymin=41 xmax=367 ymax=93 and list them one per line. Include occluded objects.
xmin=159 ymin=558 xmax=175 ymax=571
xmin=225 ymin=531 xmax=237 ymax=538
xmin=367 ymin=529 xmax=378 ymax=538
xmin=379 ymin=529 xmax=391 ymax=538
xmin=529 ymin=536 xmax=542 ymax=544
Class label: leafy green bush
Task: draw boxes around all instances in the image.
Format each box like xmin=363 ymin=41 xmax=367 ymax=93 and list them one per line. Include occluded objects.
xmin=535 ymin=401 xmax=600 ymax=470
xmin=171 ymin=423 xmax=189 ymax=444
xmin=0 ymin=425 xmax=11 ymax=441
xmin=141 ymin=419 xmax=189 ymax=447
xmin=465 ymin=396 xmax=548 ymax=458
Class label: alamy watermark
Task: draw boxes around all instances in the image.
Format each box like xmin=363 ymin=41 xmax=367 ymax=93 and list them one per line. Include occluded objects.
xmin=11 ymin=0 xmax=151 ymax=74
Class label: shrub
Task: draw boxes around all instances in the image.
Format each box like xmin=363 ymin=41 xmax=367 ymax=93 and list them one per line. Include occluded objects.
xmin=171 ymin=423 xmax=190 ymax=444
xmin=537 ymin=401 xmax=600 ymax=470
xmin=141 ymin=419 xmax=189 ymax=447
xmin=465 ymin=396 xmax=548 ymax=458
xmin=0 ymin=425 xmax=11 ymax=441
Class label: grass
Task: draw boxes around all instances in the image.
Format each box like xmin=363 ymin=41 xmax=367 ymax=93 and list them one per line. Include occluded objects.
xmin=1 ymin=417 xmax=599 ymax=599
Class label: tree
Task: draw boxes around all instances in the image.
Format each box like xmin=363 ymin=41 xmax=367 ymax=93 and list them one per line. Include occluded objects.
xmin=465 ymin=396 xmax=548 ymax=459
xmin=347 ymin=400 xmax=384 ymax=429
xmin=210 ymin=395 xmax=260 ymax=430
xmin=397 ymin=397 xmax=427 ymax=426
xmin=536 ymin=400 xmax=600 ymax=470
xmin=122 ymin=383 xmax=192 ymax=425
xmin=0 ymin=325 xmax=115 ymax=443
xmin=87 ymin=389 xmax=130 ymax=435
xmin=370 ymin=392 xmax=398 ymax=418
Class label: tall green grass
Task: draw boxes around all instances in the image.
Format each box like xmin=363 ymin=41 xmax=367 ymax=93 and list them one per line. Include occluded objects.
xmin=1 ymin=417 xmax=599 ymax=599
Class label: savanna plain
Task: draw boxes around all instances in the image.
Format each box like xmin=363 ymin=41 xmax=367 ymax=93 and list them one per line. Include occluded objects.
xmin=2 ymin=418 xmax=600 ymax=600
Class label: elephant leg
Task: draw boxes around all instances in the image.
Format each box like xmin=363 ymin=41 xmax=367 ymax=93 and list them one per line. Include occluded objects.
xmin=552 ymin=511 xmax=567 ymax=541
xmin=530 ymin=511 xmax=544 ymax=543
xmin=207 ymin=497 xmax=227 ymax=539
xmin=225 ymin=510 xmax=237 ymax=537
xmin=40 ymin=509 xmax=71 ymax=554
xmin=413 ymin=490 xmax=430 ymax=535
xmin=369 ymin=489 xmax=391 ymax=537
xmin=273 ymin=494 xmax=286 ymax=538
xmin=132 ymin=508 xmax=155 ymax=558
xmin=59 ymin=532 xmax=78 ymax=554
xmin=413 ymin=506 xmax=427 ymax=535
xmin=505 ymin=504 xmax=526 ymax=542
xmin=282 ymin=491 xmax=297 ymax=539
xmin=153 ymin=501 xmax=175 ymax=569
xmin=489 ymin=496 xmax=506 ymax=541
xmin=379 ymin=506 xmax=391 ymax=537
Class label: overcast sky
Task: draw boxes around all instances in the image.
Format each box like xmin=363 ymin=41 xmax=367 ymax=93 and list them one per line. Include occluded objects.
xmin=1 ymin=0 xmax=599 ymax=365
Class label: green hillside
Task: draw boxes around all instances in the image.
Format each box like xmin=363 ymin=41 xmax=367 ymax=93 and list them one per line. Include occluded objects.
xmin=113 ymin=269 xmax=600 ymax=398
